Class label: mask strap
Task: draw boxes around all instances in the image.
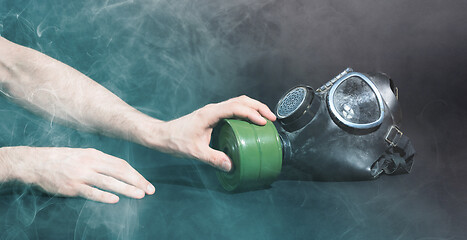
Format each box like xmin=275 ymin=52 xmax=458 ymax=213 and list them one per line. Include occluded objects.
xmin=372 ymin=126 xmax=416 ymax=176
xmin=382 ymin=134 xmax=415 ymax=175
xmin=370 ymin=73 xmax=403 ymax=125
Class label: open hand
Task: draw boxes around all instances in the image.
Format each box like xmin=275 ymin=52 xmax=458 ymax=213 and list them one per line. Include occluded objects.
xmin=2 ymin=146 xmax=155 ymax=204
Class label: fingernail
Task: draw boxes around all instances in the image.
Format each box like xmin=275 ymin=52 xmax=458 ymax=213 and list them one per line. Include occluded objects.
xmin=222 ymin=161 xmax=231 ymax=172
xmin=136 ymin=189 xmax=146 ymax=198
xmin=111 ymin=195 xmax=119 ymax=203
xmin=271 ymin=113 xmax=277 ymax=121
xmin=147 ymin=183 xmax=155 ymax=194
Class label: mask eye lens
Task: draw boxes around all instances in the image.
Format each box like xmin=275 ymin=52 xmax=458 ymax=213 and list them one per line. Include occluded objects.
xmin=333 ymin=76 xmax=381 ymax=124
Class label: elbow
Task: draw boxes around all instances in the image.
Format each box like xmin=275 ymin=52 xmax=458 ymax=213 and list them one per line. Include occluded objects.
xmin=0 ymin=60 xmax=13 ymax=88
xmin=0 ymin=57 xmax=15 ymax=95
xmin=0 ymin=37 xmax=26 ymax=92
xmin=0 ymin=37 xmax=16 ymax=84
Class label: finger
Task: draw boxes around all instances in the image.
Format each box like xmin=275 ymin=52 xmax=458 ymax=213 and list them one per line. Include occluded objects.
xmin=234 ymin=95 xmax=277 ymax=121
xmin=93 ymin=153 xmax=155 ymax=195
xmin=85 ymin=173 xmax=146 ymax=199
xmin=215 ymin=103 xmax=267 ymax=126
xmin=199 ymin=146 xmax=232 ymax=172
xmin=78 ymin=184 xmax=119 ymax=204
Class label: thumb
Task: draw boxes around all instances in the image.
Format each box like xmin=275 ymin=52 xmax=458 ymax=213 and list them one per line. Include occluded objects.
xmin=203 ymin=147 xmax=232 ymax=172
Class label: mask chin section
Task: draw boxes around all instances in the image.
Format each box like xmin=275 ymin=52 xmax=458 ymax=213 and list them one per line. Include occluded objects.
xmin=276 ymin=86 xmax=320 ymax=132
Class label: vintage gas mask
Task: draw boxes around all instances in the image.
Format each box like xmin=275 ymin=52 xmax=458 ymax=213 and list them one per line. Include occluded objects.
xmin=213 ymin=68 xmax=415 ymax=191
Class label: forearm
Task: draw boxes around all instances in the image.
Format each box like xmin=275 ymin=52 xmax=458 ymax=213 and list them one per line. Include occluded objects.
xmin=0 ymin=147 xmax=13 ymax=182
xmin=0 ymin=37 xmax=165 ymax=147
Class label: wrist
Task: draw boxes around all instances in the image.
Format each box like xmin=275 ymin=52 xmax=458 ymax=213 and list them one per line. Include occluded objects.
xmin=0 ymin=146 xmax=37 ymax=184
xmin=0 ymin=147 xmax=24 ymax=182
xmin=136 ymin=116 xmax=171 ymax=151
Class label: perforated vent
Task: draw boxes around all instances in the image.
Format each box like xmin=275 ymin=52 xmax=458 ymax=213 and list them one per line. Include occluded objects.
xmin=277 ymin=87 xmax=307 ymax=118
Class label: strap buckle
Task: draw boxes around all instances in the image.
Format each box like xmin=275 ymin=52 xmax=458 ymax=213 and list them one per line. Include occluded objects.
xmin=385 ymin=126 xmax=403 ymax=147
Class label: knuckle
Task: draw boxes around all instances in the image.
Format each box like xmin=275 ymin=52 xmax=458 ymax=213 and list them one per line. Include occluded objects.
xmin=92 ymin=174 xmax=105 ymax=186
xmin=79 ymin=188 xmax=92 ymax=199
xmin=194 ymin=110 xmax=205 ymax=120
xmin=119 ymin=164 xmax=138 ymax=179
xmin=209 ymin=155 xmax=221 ymax=166
xmin=126 ymin=174 xmax=140 ymax=186
xmin=243 ymin=96 xmax=254 ymax=104
xmin=70 ymin=167 xmax=88 ymax=179
xmin=230 ymin=103 xmax=243 ymax=112
xmin=252 ymin=109 xmax=262 ymax=116
xmin=97 ymin=191 xmax=108 ymax=200
xmin=204 ymin=103 xmax=215 ymax=109
xmin=123 ymin=161 xmax=132 ymax=170
xmin=206 ymin=160 xmax=215 ymax=168
xmin=86 ymin=148 xmax=100 ymax=154
xmin=70 ymin=188 xmax=81 ymax=197
xmin=228 ymin=97 xmax=239 ymax=104
xmin=244 ymin=108 xmax=256 ymax=117
xmin=204 ymin=155 xmax=218 ymax=167
xmin=117 ymin=166 xmax=131 ymax=178
xmin=77 ymin=156 xmax=92 ymax=166
xmin=116 ymin=158 xmax=130 ymax=169
xmin=84 ymin=149 xmax=103 ymax=160
xmin=259 ymin=101 xmax=269 ymax=109
xmin=81 ymin=169 xmax=95 ymax=181
xmin=193 ymin=146 xmax=213 ymax=165
xmin=62 ymin=183 xmax=80 ymax=196
xmin=137 ymin=179 xmax=147 ymax=189
xmin=201 ymin=154 xmax=215 ymax=167
xmin=123 ymin=184 xmax=136 ymax=193
xmin=89 ymin=189 xmax=101 ymax=200
xmin=197 ymin=105 xmax=212 ymax=118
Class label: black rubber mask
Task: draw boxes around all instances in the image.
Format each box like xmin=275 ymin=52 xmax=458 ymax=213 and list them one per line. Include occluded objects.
xmin=276 ymin=68 xmax=415 ymax=181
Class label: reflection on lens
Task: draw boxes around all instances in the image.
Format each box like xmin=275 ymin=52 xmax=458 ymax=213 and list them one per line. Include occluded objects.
xmin=341 ymin=103 xmax=355 ymax=120
xmin=333 ymin=77 xmax=380 ymax=124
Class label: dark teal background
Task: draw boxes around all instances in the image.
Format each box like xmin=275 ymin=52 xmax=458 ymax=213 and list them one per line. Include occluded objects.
xmin=1 ymin=0 xmax=466 ymax=239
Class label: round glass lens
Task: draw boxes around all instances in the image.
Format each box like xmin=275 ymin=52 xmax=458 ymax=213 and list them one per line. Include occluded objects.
xmin=332 ymin=77 xmax=381 ymax=124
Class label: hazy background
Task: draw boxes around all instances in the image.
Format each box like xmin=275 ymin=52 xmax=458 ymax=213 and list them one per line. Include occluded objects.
xmin=0 ymin=0 xmax=466 ymax=239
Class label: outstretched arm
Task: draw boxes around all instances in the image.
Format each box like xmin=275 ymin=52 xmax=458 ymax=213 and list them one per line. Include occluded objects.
xmin=0 ymin=36 xmax=158 ymax=144
xmin=0 ymin=36 xmax=276 ymax=171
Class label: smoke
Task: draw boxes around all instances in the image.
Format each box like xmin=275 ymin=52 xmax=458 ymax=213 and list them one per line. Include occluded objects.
xmin=1 ymin=0 xmax=467 ymax=239
xmin=0 ymin=0 xmax=283 ymax=238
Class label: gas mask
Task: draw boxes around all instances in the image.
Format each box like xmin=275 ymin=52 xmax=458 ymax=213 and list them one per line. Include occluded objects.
xmin=213 ymin=68 xmax=415 ymax=191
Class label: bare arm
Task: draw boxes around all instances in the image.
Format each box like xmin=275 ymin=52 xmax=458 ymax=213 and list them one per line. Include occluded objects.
xmin=0 ymin=37 xmax=275 ymax=203
xmin=0 ymin=36 xmax=157 ymax=145
xmin=0 ymin=36 xmax=276 ymax=171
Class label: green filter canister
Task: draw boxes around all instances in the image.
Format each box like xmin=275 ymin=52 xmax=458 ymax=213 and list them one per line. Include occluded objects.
xmin=213 ymin=119 xmax=283 ymax=192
